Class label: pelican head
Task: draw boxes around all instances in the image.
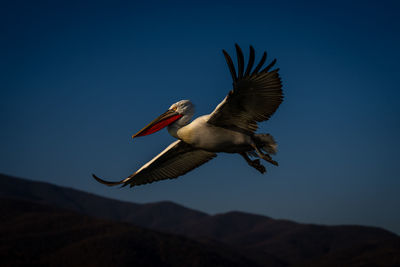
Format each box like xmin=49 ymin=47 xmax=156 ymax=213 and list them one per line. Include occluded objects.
xmin=132 ymin=100 xmax=194 ymax=139
xmin=169 ymin=100 xmax=195 ymax=126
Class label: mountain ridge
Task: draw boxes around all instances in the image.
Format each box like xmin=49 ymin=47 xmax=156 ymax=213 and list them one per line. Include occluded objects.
xmin=1 ymin=173 xmax=399 ymax=266
xmin=0 ymin=196 xmax=260 ymax=267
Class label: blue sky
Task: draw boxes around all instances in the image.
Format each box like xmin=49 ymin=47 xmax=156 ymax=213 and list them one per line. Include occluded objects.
xmin=1 ymin=0 xmax=400 ymax=233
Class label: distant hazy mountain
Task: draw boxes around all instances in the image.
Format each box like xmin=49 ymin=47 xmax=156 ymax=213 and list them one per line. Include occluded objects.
xmin=1 ymin=173 xmax=399 ymax=266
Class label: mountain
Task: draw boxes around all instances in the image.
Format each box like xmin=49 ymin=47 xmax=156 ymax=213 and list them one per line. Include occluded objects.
xmin=0 ymin=197 xmax=258 ymax=267
xmin=171 ymin=212 xmax=400 ymax=266
xmin=0 ymin=173 xmax=208 ymax=230
xmin=1 ymin=173 xmax=399 ymax=266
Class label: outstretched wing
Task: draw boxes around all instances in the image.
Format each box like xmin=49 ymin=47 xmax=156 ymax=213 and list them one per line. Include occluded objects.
xmin=207 ymin=44 xmax=283 ymax=134
xmin=92 ymin=140 xmax=216 ymax=187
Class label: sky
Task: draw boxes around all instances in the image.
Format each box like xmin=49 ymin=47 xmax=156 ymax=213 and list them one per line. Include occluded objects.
xmin=1 ymin=0 xmax=400 ymax=234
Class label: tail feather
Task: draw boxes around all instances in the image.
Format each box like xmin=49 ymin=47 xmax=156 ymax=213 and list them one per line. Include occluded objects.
xmin=254 ymin=133 xmax=277 ymax=155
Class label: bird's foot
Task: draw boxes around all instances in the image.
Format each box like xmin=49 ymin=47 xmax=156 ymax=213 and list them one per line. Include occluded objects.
xmin=250 ymin=159 xmax=266 ymax=174
xmin=260 ymin=154 xmax=279 ymax=166
xmin=251 ymin=144 xmax=279 ymax=167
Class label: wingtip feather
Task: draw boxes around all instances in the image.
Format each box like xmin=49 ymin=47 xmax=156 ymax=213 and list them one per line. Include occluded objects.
xmin=92 ymin=173 xmax=124 ymax=186
xmin=235 ymin=44 xmax=245 ymax=79
xmin=261 ymin=58 xmax=277 ymax=73
xmin=252 ymin=51 xmax=267 ymax=75
xmin=222 ymin=49 xmax=237 ymax=82
xmin=244 ymin=45 xmax=255 ymax=77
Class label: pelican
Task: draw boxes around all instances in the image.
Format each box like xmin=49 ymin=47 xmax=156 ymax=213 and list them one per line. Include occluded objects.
xmin=93 ymin=44 xmax=283 ymax=187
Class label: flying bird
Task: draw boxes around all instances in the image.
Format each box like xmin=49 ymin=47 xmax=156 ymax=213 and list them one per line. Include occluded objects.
xmin=93 ymin=44 xmax=283 ymax=187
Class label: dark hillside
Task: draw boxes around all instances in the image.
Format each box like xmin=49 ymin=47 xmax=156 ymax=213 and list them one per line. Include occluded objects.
xmin=1 ymin=174 xmax=399 ymax=266
xmin=0 ymin=197 xmax=259 ymax=267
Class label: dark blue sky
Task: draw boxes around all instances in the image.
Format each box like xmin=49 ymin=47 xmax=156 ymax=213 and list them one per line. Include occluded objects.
xmin=1 ymin=1 xmax=400 ymax=233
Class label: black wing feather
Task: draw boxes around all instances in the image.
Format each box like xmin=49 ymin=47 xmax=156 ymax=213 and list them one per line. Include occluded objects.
xmin=261 ymin=58 xmax=277 ymax=73
xmin=244 ymin=45 xmax=255 ymax=77
xmin=222 ymin=50 xmax=237 ymax=82
xmin=252 ymin=51 xmax=267 ymax=75
xmin=208 ymin=44 xmax=283 ymax=133
xmin=235 ymin=44 xmax=245 ymax=79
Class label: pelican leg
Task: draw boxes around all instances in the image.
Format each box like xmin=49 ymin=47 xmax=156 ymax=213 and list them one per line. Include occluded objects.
xmin=240 ymin=152 xmax=266 ymax=174
xmin=251 ymin=143 xmax=279 ymax=166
